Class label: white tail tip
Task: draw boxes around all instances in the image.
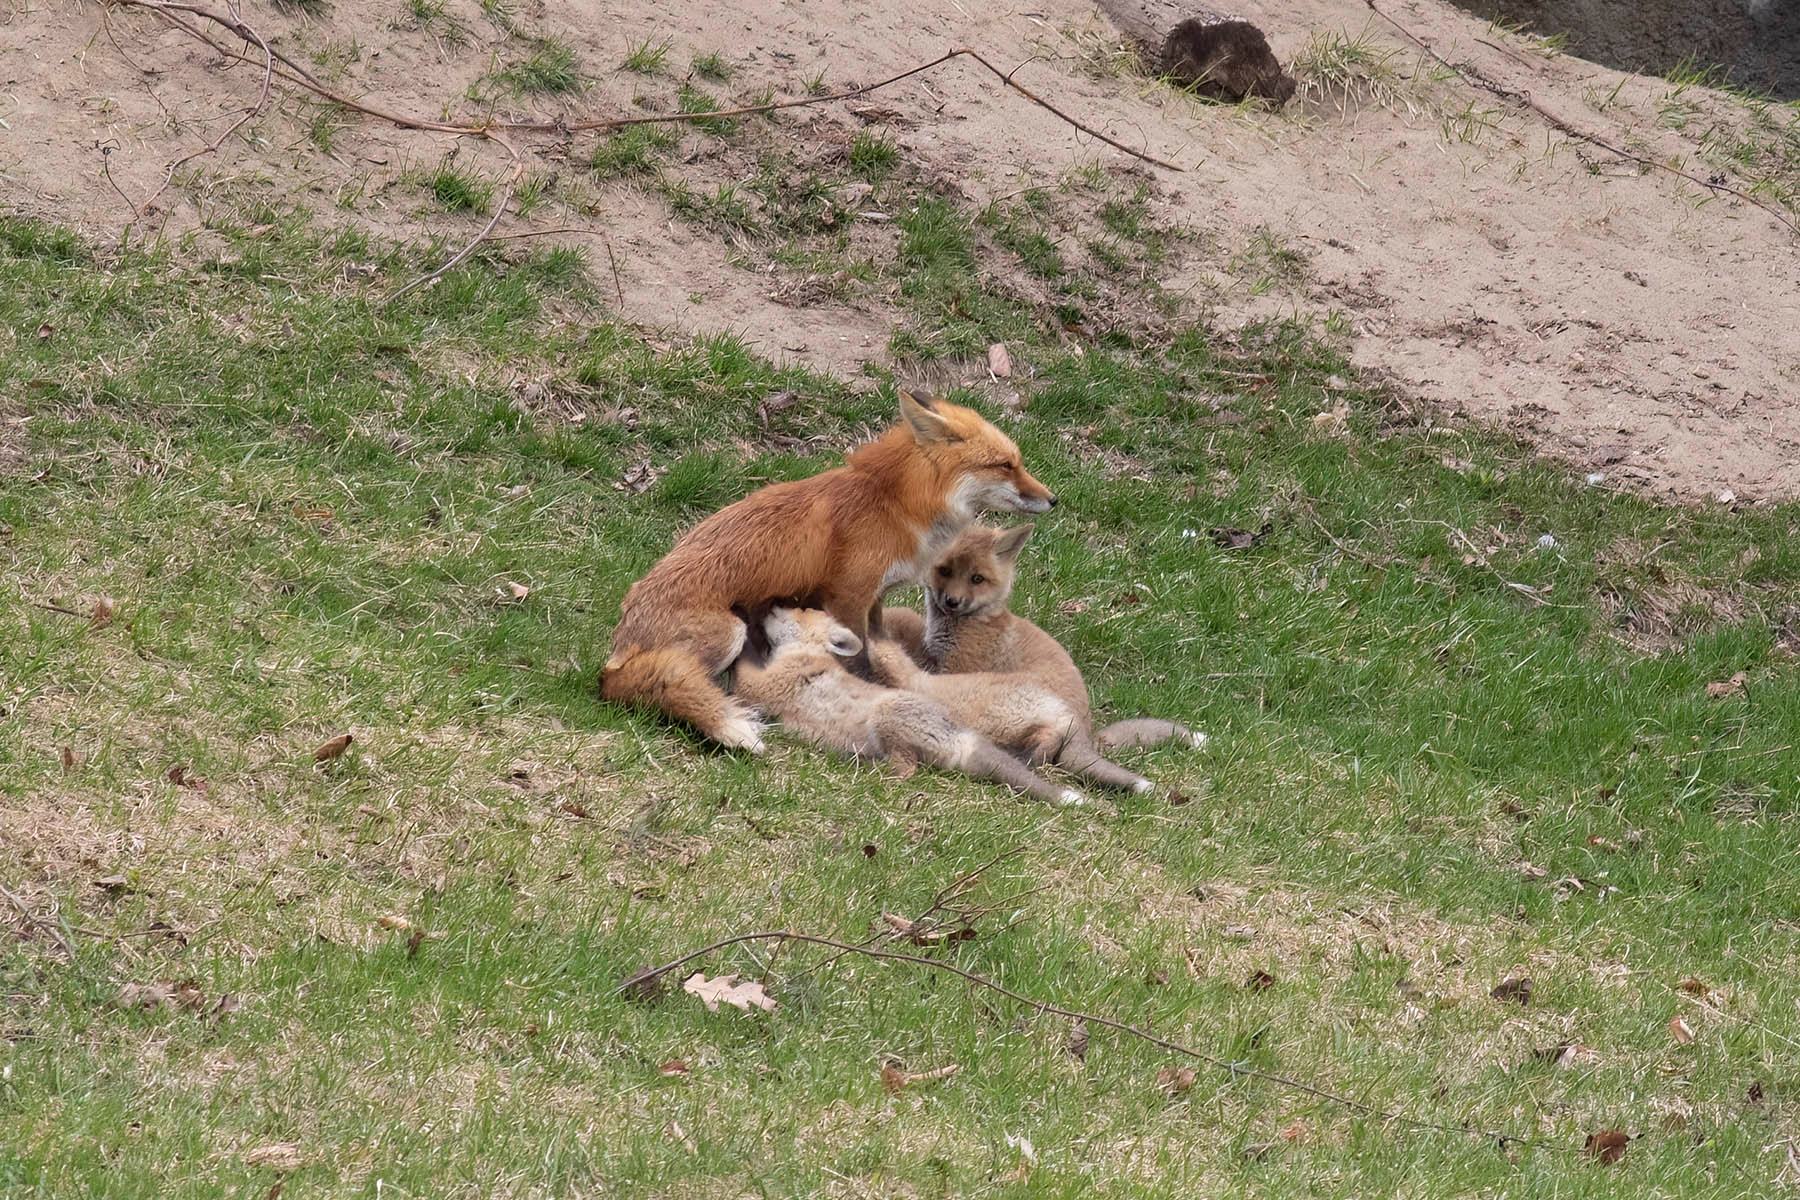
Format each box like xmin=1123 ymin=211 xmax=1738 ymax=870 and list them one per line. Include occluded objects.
xmin=1132 ymin=778 xmax=1155 ymax=794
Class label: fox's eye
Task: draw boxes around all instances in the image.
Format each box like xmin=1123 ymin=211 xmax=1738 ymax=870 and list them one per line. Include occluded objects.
xmin=970 ymin=574 xmax=986 ymax=585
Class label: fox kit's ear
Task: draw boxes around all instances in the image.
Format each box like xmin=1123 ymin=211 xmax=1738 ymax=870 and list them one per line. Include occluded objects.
xmin=899 ymin=391 xmax=961 ymax=444
xmin=827 ymin=628 xmax=863 ymax=658
xmin=993 ymin=523 xmax=1034 ymax=561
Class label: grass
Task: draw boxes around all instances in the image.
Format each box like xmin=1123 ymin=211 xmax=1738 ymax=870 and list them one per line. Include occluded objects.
xmin=676 ymin=84 xmax=736 ymax=137
xmin=622 ymin=36 xmax=672 ymax=76
xmin=497 ymin=38 xmax=581 ymax=95
xmin=399 ymin=0 xmax=468 ymax=47
xmin=425 ymin=165 xmax=493 ymax=213
xmin=848 ymin=130 xmax=899 ymax=181
xmin=691 ymin=51 xmax=732 ymax=82
xmin=5 ymin=178 xmax=1800 ymax=1199
xmin=590 ymin=125 xmax=678 ymax=179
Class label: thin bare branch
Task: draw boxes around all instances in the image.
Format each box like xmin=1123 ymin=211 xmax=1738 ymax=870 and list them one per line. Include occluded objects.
xmin=621 ymin=929 xmax=1555 ymax=1151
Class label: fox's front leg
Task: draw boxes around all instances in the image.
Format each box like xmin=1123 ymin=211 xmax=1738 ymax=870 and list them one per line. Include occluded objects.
xmin=820 ymin=575 xmax=881 ymax=680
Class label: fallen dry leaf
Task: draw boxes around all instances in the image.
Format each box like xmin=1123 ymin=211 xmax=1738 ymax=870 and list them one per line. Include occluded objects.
xmin=406 ymin=928 xmax=426 ymax=958
xmin=89 ymin=596 xmax=115 ymax=630
xmin=1279 ymin=1119 xmax=1309 ymax=1143
xmin=987 ymin=342 xmax=1013 ymax=379
xmin=503 ymin=580 xmax=530 ymax=602
xmin=1529 ymin=1041 xmax=1596 ymax=1069
xmin=659 ymin=1058 xmax=690 ymax=1078
xmin=1677 ymin=976 xmax=1710 ymax=997
xmin=1706 ymin=671 xmax=1748 ymax=699
xmin=1311 ymin=401 xmax=1349 ymax=436
xmin=1669 ymin=1015 xmax=1696 ymax=1045
xmin=119 ymin=980 xmax=207 ymax=1012
xmin=667 ymin=1120 xmax=697 ymax=1155
xmin=93 ymin=874 xmax=130 ymax=894
xmin=60 ymin=745 xmax=75 ymax=773
xmin=1748 ymin=1080 xmax=1765 ymax=1104
xmin=1491 ymin=977 xmax=1534 ymax=1006
xmin=682 ymin=971 xmax=777 ymax=1014
xmin=1245 ymin=969 xmax=1275 ymax=992
xmin=1156 ymin=1065 xmax=1197 ymax=1096
xmin=166 ymin=764 xmax=206 ymax=791
xmin=376 ymin=915 xmax=412 ymax=932
xmin=244 ymin=1143 xmax=302 ymax=1171
xmin=1066 ymin=1019 xmax=1089 ymax=1063
xmin=1209 ymin=522 xmax=1274 ymax=551
xmin=615 ymin=458 xmax=665 ymax=495
xmin=36 ymin=322 xmax=54 ymax=341
xmin=881 ymin=1061 xmax=960 ymax=1092
xmin=313 ymin=733 xmax=353 ymax=762
xmin=1584 ymin=1128 xmax=1628 ymax=1164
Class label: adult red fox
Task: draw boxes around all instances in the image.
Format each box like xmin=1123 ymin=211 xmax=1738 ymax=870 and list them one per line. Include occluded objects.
xmin=601 ymin=393 xmax=1055 ymax=751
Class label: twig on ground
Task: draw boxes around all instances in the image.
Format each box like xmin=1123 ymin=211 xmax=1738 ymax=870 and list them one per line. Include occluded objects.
xmin=620 ymin=928 xmax=1555 ymax=1151
xmin=127 ymin=0 xmax=277 ymax=230
xmin=1363 ymin=0 xmax=1799 ymax=238
xmin=1 ymin=883 xmax=77 ymax=960
xmin=383 ymin=132 xmax=525 ymax=305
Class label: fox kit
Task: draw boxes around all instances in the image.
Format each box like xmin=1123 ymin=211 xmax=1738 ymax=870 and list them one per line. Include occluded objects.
xmin=733 ymin=608 xmax=1088 ymax=809
xmin=878 ymin=524 xmax=1205 ymax=791
xmin=600 ymin=393 xmax=1055 ymax=752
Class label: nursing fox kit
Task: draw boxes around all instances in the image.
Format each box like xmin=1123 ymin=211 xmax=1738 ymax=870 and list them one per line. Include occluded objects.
xmin=600 ymin=392 xmax=1055 ymax=751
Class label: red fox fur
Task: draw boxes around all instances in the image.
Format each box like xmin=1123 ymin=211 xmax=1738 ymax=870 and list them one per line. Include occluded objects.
xmin=600 ymin=393 xmax=1055 ymax=751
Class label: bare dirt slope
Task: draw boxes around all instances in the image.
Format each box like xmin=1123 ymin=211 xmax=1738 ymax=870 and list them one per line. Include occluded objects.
xmin=3 ymin=0 xmax=1797 ymax=500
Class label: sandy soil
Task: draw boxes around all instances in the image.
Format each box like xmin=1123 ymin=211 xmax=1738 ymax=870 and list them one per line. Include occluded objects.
xmin=2 ymin=0 xmax=1796 ymax=501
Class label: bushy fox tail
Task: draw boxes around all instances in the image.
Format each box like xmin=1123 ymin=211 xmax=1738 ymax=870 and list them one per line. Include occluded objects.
xmin=1095 ymin=718 xmax=1208 ymax=753
xmin=601 ymin=647 xmax=764 ymax=752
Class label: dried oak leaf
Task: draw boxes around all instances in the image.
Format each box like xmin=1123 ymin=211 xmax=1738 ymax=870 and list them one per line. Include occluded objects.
xmin=682 ymin=971 xmax=777 ymax=1014
xmin=1065 ymin=1019 xmax=1089 ymax=1063
xmin=243 ymin=1142 xmax=302 ymax=1171
xmin=60 ymin=746 xmax=76 ymax=774
xmin=1706 ymin=671 xmax=1747 ymax=699
xmin=986 ymin=342 xmax=1013 ymax=379
xmin=1491 ymin=977 xmax=1534 ymax=1006
xmin=1677 ymin=976 xmax=1709 ymax=996
xmin=1668 ymin=1015 xmax=1696 ymax=1045
xmin=658 ymin=1058 xmax=691 ymax=1078
xmin=1156 ymin=1065 xmax=1197 ymax=1096
xmin=1245 ymin=969 xmax=1275 ymax=992
xmin=1584 ymin=1128 xmax=1628 ymax=1164
xmin=1209 ymin=522 xmax=1273 ymax=551
xmin=313 ymin=733 xmax=353 ymax=762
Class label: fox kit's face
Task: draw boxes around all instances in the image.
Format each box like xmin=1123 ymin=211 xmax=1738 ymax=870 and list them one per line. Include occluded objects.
xmin=900 ymin=393 xmax=1056 ymax=516
xmin=763 ymin=607 xmax=863 ymax=659
xmin=928 ymin=525 xmax=1032 ymax=617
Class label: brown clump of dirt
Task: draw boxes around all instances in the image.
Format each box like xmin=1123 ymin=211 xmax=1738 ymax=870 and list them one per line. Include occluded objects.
xmin=4 ymin=0 xmax=1798 ymax=500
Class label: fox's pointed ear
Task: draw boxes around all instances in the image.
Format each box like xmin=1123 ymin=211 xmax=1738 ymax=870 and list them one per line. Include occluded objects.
xmin=899 ymin=390 xmax=961 ymax=444
xmin=827 ymin=628 xmax=863 ymax=658
xmin=993 ymin=523 xmax=1034 ymax=561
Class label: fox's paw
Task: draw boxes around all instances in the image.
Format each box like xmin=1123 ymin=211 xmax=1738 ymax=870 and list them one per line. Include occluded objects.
xmin=1057 ymin=788 xmax=1089 ymax=808
xmin=715 ymin=712 xmax=767 ymax=755
xmin=1186 ymin=729 xmax=1210 ymax=750
xmin=1131 ymin=778 xmax=1156 ymax=795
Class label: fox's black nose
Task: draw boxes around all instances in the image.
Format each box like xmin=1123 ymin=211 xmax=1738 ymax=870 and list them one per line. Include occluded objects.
xmin=1046 ymin=494 xmax=1057 ymax=508
xmin=941 ymin=595 xmax=963 ymax=612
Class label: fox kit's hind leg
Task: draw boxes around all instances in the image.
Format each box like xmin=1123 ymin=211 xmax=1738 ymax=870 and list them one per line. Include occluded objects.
xmin=1095 ymin=718 xmax=1208 ymax=753
xmin=954 ymin=732 xmax=1092 ymax=809
xmin=601 ymin=610 xmax=764 ymax=752
xmin=1054 ymin=734 xmax=1156 ymax=794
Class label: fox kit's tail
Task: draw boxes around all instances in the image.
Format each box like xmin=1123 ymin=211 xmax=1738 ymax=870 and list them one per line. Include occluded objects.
xmin=601 ymin=647 xmax=765 ymax=753
xmin=1095 ymin=719 xmax=1208 ymax=753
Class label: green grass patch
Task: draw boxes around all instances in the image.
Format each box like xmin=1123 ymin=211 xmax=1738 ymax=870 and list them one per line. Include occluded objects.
xmin=426 ymin=166 xmax=493 ymax=213
xmin=498 ymin=38 xmax=581 ymax=95
xmin=3 ymin=206 xmax=1800 ymax=1198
